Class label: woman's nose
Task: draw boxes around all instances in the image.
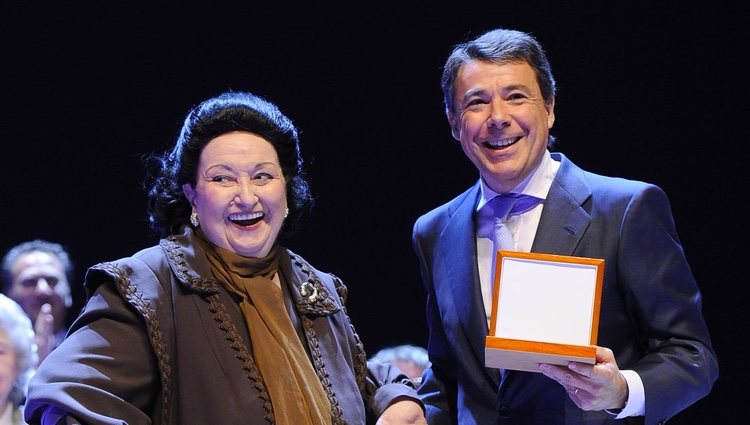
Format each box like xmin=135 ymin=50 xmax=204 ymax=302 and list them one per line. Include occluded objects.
xmin=234 ymin=179 xmax=259 ymax=204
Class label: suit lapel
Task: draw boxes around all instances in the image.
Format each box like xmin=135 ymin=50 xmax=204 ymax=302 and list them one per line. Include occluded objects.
xmin=437 ymin=184 xmax=502 ymax=386
xmin=532 ymin=153 xmax=592 ymax=255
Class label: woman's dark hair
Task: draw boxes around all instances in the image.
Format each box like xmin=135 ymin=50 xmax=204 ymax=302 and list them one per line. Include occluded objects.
xmin=145 ymin=90 xmax=314 ymax=238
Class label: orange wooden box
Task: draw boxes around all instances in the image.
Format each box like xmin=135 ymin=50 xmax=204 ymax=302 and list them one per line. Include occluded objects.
xmin=485 ymin=250 xmax=604 ymax=372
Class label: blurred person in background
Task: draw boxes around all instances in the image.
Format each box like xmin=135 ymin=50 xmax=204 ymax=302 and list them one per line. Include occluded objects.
xmin=1 ymin=240 xmax=73 ymax=366
xmin=370 ymin=344 xmax=431 ymax=384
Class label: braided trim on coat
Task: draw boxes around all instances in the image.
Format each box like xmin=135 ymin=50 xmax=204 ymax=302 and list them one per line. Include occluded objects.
xmin=162 ymin=236 xmax=275 ymax=422
xmin=95 ymin=262 xmax=172 ymax=425
xmin=160 ymin=237 xmax=218 ymax=294
xmin=330 ymin=273 xmax=369 ymax=394
xmin=289 ymin=252 xmax=356 ymax=425
xmin=204 ymin=293 xmax=274 ymax=424
xmin=300 ymin=313 xmax=344 ymax=425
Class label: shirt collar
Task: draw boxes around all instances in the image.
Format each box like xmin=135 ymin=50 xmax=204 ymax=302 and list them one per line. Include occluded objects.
xmin=477 ymin=149 xmax=560 ymax=211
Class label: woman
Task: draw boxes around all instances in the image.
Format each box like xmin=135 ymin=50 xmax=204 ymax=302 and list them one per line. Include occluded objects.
xmin=0 ymin=293 xmax=37 ymax=425
xmin=24 ymin=91 xmax=426 ymax=425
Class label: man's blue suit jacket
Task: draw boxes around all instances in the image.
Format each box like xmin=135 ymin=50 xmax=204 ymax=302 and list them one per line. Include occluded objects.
xmin=412 ymin=152 xmax=719 ymax=425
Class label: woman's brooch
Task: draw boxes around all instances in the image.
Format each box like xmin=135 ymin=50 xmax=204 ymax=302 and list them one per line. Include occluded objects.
xmin=299 ymin=281 xmax=319 ymax=303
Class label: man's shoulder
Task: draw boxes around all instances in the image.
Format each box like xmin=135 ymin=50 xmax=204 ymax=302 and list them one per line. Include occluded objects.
xmin=579 ymin=167 xmax=658 ymax=199
xmin=555 ymin=152 xmax=657 ymax=197
xmin=414 ymin=185 xmax=478 ymax=233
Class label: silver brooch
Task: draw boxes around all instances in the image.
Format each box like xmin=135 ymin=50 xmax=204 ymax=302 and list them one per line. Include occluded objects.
xmin=299 ymin=281 xmax=319 ymax=302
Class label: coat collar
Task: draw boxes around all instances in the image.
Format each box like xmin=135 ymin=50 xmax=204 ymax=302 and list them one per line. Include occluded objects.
xmin=161 ymin=227 xmax=340 ymax=317
xmin=283 ymin=249 xmax=341 ymax=316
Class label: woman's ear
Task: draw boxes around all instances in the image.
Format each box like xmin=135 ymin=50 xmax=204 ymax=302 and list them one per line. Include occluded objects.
xmin=182 ymin=183 xmax=195 ymax=206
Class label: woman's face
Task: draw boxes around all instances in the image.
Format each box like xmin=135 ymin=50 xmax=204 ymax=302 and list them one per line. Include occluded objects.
xmin=0 ymin=330 xmax=18 ymax=405
xmin=183 ymin=131 xmax=287 ymax=258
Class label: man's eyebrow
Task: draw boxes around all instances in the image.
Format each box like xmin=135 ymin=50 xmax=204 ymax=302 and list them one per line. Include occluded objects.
xmin=461 ymin=87 xmax=486 ymax=101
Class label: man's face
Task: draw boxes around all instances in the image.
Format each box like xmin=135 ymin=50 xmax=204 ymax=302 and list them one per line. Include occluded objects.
xmin=447 ymin=60 xmax=555 ymax=193
xmin=9 ymin=251 xmax=71 ymax=331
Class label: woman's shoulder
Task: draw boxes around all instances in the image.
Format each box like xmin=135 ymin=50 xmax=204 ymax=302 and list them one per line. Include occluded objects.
xmin=284 ymin=249 xmax=348 ymax=312
xmin=85 ymin=243 xmax=166 ymax=279
xmin=81 ymin=243 xmax=171 ymax=297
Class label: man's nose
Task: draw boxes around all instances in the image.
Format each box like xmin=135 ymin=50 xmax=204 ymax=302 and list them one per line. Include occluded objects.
xmin=488 ymin=99 xmax=510 ymax=129
xmin=34 ymin=278 xmax=54 ymax=294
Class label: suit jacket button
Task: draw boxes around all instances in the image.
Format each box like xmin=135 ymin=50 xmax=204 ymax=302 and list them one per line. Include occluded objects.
xmin=498 ymin=406 xmax=511 ymax=419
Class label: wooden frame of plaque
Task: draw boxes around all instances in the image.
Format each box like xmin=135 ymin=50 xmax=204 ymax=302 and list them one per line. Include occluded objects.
xmin=485 ymin=250 xmax=604 ymax=372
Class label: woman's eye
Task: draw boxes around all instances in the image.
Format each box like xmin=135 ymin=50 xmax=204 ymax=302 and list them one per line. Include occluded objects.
xmin=252 ymin=172 xmax=275 ymax=186
xmin=210 ymin=175 xmax=235 ymax=186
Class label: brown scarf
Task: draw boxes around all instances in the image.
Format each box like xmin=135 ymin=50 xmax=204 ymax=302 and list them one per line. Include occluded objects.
xmin=196 ymin=231 xmax=332 ymax=425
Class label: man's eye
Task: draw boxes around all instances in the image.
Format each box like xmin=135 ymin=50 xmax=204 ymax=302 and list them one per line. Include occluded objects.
xmin=507 ymin=93 xmax=528 ymax=103
xmin=464 ymin=99 xmax=488 ymax=111
xmin=20 ymin=279 xmax=37 ymax=288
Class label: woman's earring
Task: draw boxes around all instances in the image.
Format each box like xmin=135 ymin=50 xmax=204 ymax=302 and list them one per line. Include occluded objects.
xmin=190 ymin=212 xmax=200 ymax=227
xmin=284 ymin=207 xmax=289 ymax=218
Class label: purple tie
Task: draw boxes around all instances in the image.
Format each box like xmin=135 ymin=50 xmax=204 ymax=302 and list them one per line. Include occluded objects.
xmin=489 ymin=193 xmax=539 ymax=252
xmin=487 ymin=193 xmax=540 ymax=380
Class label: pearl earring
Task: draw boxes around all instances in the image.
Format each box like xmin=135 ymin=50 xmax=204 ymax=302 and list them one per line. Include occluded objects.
xmin=284 ymin=207 xmax=289 ymax=218
xmin=190 ymin=212 xmax=200 ymax=227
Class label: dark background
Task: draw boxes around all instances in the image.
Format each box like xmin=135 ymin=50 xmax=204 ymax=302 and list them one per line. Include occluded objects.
xmin=3 ymin=1 xmax=744 ymax=422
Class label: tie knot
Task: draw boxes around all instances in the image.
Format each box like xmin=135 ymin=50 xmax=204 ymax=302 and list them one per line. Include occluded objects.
xmin=490 ymin=193 xmax=539 ymax=221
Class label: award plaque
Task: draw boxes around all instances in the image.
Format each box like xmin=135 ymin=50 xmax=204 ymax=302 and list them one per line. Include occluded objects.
xmin=485 ymin=250 xmax=604 ymax=372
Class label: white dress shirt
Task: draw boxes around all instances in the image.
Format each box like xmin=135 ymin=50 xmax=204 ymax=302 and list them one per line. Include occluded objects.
xmin=475 ymin=149 xmax=559 ymax=326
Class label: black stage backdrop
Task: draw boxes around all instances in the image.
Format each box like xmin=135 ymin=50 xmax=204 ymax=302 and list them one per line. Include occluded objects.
xmin=4 ymin=2 xmax=744 ymax=422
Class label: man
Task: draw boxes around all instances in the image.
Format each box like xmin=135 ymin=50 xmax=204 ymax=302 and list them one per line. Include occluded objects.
xmin=412 ymin=28 xmax=718 ymax=424
xmin=2 ymin=239 xmax=74 ymax=365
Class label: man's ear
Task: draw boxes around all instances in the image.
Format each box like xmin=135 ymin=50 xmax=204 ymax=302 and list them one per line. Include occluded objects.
xmin=546 ymin=97 xmax=556 ymax=129
xmin=182 ymin=183 xmax=195 ymax=206
xmin=446 ymin=109 xmax=460 ymax=141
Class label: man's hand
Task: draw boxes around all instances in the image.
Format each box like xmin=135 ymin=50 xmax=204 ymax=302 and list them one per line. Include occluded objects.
xmin=34 ymin=303 xmax=56 ymax=366
xmin=538 ymin=346 xmax=628 ymax=411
